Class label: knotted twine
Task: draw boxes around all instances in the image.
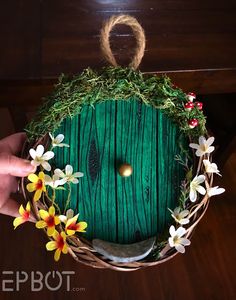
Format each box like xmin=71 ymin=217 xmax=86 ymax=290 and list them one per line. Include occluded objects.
xmin=100 ymin=15 xmax=146 ymax=70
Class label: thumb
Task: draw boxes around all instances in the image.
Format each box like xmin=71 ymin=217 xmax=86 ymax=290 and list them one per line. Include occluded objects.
xmin=0 ymin=152 xmax=36 ymax=177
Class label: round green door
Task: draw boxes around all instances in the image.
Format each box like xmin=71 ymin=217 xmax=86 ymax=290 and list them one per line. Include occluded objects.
xmin=53 ymin=100 xmax=186 ymax=243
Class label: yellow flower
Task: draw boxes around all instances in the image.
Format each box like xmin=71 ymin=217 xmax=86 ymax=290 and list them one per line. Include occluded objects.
xmin=65 ymin=214 xmax=87 ymax=236
xmin=46 ymin=231 xmax=68 ymax=261
xmin=26 ymin=171 xmax=46 ymax=201
xmin=13 ymin=202 xmax=31 ymax=229
xmin=36 ymin=206 xmax=60 ymax=236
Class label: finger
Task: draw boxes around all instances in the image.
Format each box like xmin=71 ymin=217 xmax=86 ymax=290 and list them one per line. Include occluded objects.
xmin=0 ymin=132 xmax=26 ymax=154
xmin=0 ymin=198 xmax=36 ymax=222
xmin=0 ymin=152 xmax=36 ymax=177
xmin=0 ymin=198 xmax=19 ymax=218
xmin=0 ymin=173 xmax=18 ymax=196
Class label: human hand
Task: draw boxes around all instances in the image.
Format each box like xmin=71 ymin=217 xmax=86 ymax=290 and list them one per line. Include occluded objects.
xmin=0 ymin=133 xmax=36 ymax=218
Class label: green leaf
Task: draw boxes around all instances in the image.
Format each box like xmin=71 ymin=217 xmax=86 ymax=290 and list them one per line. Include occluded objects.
xmin=186 ymin=168 xmax=193 ymax=181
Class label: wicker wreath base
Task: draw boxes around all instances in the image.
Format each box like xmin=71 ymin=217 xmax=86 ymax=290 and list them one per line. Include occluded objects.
xmin=20 ymin=134 xmax=213 ymax=271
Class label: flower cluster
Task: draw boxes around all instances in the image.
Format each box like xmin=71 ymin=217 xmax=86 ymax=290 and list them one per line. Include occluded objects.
xmin=26 ymin=133 xmax=84 ymax=201
xmin=36 ymin=206 xmax=87 ymax=261
xmin=13 ymin=133 xmax=87 ymax=261
xmin=189 ymin=136 xmax=224 ymax=198
xmin=168 ymin=135 xmax=225 ymax=253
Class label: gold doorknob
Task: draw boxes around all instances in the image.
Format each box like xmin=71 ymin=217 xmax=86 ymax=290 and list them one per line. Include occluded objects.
xmin=118 ymin=163 xmax=133 ymax=177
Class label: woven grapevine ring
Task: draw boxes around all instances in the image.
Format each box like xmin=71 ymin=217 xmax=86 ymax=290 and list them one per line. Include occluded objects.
xmin=15 ymin=15 xmax=224 ymax=271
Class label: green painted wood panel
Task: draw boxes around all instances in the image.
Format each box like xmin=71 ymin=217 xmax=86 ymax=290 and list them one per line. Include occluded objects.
xmin=157 ymin=111 xmax=185 ymax=233
xmin=115 ymin=100 xmax=157 ymax=243
xmin=52 ymin=100 xmax=186 ymax=243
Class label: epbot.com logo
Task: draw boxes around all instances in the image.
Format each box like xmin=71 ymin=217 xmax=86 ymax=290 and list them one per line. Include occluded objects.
xmin=1 ymin=271 xmax=77 ymax=292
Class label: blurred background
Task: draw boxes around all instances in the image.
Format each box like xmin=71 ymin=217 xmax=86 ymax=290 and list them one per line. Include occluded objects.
xmin=0 ymin=1 xmax=235 ymax=299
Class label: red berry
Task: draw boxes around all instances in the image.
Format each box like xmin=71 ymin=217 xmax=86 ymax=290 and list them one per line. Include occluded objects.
xmin=187 ymin=92 xmax=196 ymax=102
xmin=184 ymin=102 xmax=194 ymax=111
xmin=188 ymin=118 xmax=198 ymax=128
xmin=195 ymin=102 xmax=203 ymax=110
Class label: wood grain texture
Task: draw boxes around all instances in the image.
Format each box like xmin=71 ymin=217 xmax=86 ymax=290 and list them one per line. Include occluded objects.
xmin=115 ymin=100 xmax=158 ymax=243
xmin=53 ymin=100 xmax=186 ymax=243
xmin=1 ymin=0 xmax=236 ymax=107
xmin=0 ymin=0 xmax=41 ymax=79
xmin=157 ymin=110 xmax=185 ymax=233
xmin=40 ymin=0 xmax=236 ymax=76
xmin=1 ymin=0 xmax=236 ymax=81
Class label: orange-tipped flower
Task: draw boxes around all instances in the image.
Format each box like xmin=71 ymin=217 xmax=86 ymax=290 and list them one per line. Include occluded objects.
xmin=13 ymin=202 xmax=31 ymax=229
xmin=65 ymin=214 xmax=87 ymax=236
xmin=36 ymin=206 xmax=60 ymax=236
xmin=46 ymin=231 xmax=68 ymax=261
xmin=26 ymin=171 xmax=46 ymax=201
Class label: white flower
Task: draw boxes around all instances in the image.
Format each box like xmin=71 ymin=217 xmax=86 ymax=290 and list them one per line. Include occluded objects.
xmin=44 ymin=174 xmax=66 ymax=189
xmin=59 ymin=209 xmax=74 ymax=223
xmin=207 ymin=186 xmax=225 ymax=197
xmin=169 ymin=207 xmax=190 ymax=225
xmin=54 ymin=165 xmax=84 ymax=184
xmin=189 ymin=136 xmax=215 ymax=157
xmin=203 ymin=159 xmax=221 ymax=176
xmin=29 ymin=145 xmax=54 ymax=171
xmin=168 ymin=225 xmax=191 ymax=253
xmin=189 ymin=175 xmax=206 ymax=202
xmin=49 ymin=133 xmax=70 ymax=148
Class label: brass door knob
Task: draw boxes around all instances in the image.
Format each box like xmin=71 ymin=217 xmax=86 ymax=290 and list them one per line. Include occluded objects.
xmin=118 ymin=163 xmax=133 ymax=177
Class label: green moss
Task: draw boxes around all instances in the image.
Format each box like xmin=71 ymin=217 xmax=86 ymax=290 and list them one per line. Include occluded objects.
xmin=25 ymin=66 xmax=206 ymax=141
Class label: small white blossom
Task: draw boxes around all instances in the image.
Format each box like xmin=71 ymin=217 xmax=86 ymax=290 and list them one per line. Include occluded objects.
xmin=190 ymin=175 xmax=206 ymax=202
xmin=49 ymin=133 xmax=70 ymax=148
xmin=59 ymin=209 xmax=74 ymax=223
xmin=54 ymin=165 xmax=84 ymax=184
xmin=168 ymin=225 xmax=191 ymax=253
xmin=189 ymin=136 xmax=215 ymax=157
xmin=203 ymin=159 xmax=221 ymax=176
xmin=207 ymin=186 xmax=225 ymax=197
xmin=44 ymin=174 xmax=66 ymax=189
xmin=169 ymin=207 xmax=190 ymax=225
xmin=29 ymin=145 xmax=54 ymax=171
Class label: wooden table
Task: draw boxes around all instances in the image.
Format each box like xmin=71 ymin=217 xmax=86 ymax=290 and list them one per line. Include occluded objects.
xmin=0 ymin=0 xmax=236 ymax=98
